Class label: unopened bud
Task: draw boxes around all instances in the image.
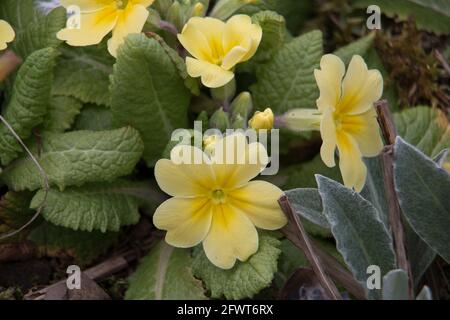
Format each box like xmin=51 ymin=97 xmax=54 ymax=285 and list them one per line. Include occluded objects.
xmin=248 ymin=108 xmax=274 ymax=130
xmin=281 ymin=109 xmax=322 ymax=132
xmin=191 ymin=2 xmax=205 ymax=17
xmin=230 ymin=91 xmax=253 ymax=122
xmin=210 ymin=108 xmax=230 ymax=131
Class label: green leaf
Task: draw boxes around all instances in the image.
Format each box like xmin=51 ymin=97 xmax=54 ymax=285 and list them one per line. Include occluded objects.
xmin=394 ymin=137 xmax=450 ymax=263
xmin=316 ymin=175 xmax=396 ymax=297
xmin=52 ymin=44 xmax=115 ymax=106
xmin=252 ymin=11 xmax=286 ymax=62
xmin=73 ymin=104 xmax=113 ymax=131
xmin=125 ymin=241 xmax=206 ymax=300
xmin=0 ymin=191 xmax=34 ymax=242
xmin=352 ymin=0 xmax=450 ymax=35
xmin=0 ymin=1 xmax=65 ymax=59
xmin=284 ymin=188 xmax=329 ymax=229
xmin=29 ymin=222 xmax=119 ymax=265
xmin=334 ymin=33 xmax=375 ymax=66
xmin=1 ymin=127 xmax=144 ymax=191
xmin=30 ymin=180 xmax=142 ymax=232
xmin=42 ymin=96 xmax=83 ymax=132
xmin=394 ymin=106 xmax=450 ymax=157
xmin=192 ymin=232 xmax=281 ymax=300
xmin=251 ymin=30 xmax=323 ymax=113
xmin=382 ymin=269 xmax=409 ymax=300
xmin=281 ymin=154 xmax=342 ymax=190
xmin=110 ymin=34 xmax=190 ymax=166
xmin=0 ymin=47 xmax=58 ymax=166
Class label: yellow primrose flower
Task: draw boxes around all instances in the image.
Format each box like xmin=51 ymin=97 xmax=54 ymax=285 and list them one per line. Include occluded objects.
xmin=315 ymin=54 xmax=384 ymax=192
xmin=56 ymin=0 xmax=154 ymax=57
xmin=248 ymin=108 xmax=274 ymax=130
xmin=178 ymin=15 xmax=262 ymax=88
xmin=153 ymin=133 xmax=287 ymax=269
xmin=0 ymin=20 xmax=15 ymax=50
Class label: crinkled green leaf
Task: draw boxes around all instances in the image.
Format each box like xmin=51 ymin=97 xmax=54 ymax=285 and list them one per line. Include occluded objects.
xmin=251 ymin=30 xmax=323 ymax=113
xmin=316 ymin=175 xmax=396 ymax=299
xmin=52 ymin=44 xmax=115 ymax=106
xmin=42 ymin=96 xmax=83 ymax=132
xmin=29 ymin=222 xmax=119 ymax=265
xmin=0 ymin=1 xmax=65 ymax=59
xmin=334 ymin=33 xmax=375 ymax=65
xmin=285 ymin=188 xmax=329 ymax=229
xmin=1 ymin=127 xmax=144 ymax=191
xmin=73 ymin=104 xmax=113 ymax=131
xmin=30 ymin=180 xmax=142 ymax=232
xmin=110 ymin=34 xmax=190 ymax=166
xmin=394 ymin=137 xmax=450 ymax=263
xmin=0 ymin=47 xmax=58 ymax=165
xmin=382 ymin=269 xmax=409 ymax=300
xmin=252 ymin=11 xmax=286 ymax=62
xmin=192 ymin=232 xmax=281 ymax=300
xmin=125 ymin=241 xmax=206 ymax=300
xmin=352 ymin=0 xmax=450 ymax=35
xmin=394 ymin=106 xmax=450 ymax=157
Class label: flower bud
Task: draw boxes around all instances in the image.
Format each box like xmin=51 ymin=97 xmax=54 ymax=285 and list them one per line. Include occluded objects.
xmin=230 ymin=91 xmax=253 ymax=121
xmin=231 ymin=114 xmax=246 ymax=129
xmin=166 ymin=1 xmax=183 ymax=31
xmin=248 ymin=108 xmax=274 ymax=130
xmin=211 ymin=77 xmax=236 ymax=103
xmin=210 ymin=108 xmax=231 ymax=131
xmin=191 ymin=2 xmax=205 ymax=17
xmin=210 ymin=0 xmax=258 ymax=20
xmin=280 ymin=109 xmax=322 ymax=132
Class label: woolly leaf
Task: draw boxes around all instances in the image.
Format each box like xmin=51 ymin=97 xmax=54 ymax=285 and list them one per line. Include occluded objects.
xmin=42 ymin=96 xmax=83 ymax=132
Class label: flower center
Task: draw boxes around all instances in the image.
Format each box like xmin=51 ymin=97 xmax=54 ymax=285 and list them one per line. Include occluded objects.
xmin=116 ymin=0 xmax=128 ymax=9
xmin=210 ymin=188 xmax=227 ymax=204
xmin=333 ymin=112 xmax=344 ymax=131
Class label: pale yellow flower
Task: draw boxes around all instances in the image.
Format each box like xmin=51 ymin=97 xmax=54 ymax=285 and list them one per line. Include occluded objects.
xmin=57 ymin=0 xmax=154 ymax=57
xmin=153 ymin=133 xmax=287 ymax=269
xmin=0 ymin=20 xmax=15 ymax=50
xmin=248 ymin=108 xmax=274 ymax=130
xmin=315 ymin=54 xmax=384 ymax=192
xmin=178 ymin=15 xmax=262 ymax=88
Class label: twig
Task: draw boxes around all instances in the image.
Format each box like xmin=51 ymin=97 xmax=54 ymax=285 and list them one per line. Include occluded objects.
xmin=435 ymin=50 xmax=450 ymax=75
xmin=159 ymin=20 xmax=179 ymax=36
xmin=279 ymin=196 xmax=343 ymax=300
xmin=375 ymin=100 xmax=414 ymax=299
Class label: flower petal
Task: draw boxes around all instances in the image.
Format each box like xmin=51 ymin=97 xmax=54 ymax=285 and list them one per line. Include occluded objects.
xmin=186 ymin=57 xmax=234 ymax=88
xmin=211 ymin=132 xmax=268 ymax=189
xmin=339 ymin=55 xmax=383 ymax=115
xmin=155 ymin=145 xmax=215 ymax=197
xmin=341 ymin=108 xmax=384 ymax=157
xmin=107 ymin=4 xmax=149 ymax=57
xmin=0 ymin=20 xmax=15 ymax=50
xmin=56 ymin=5 xmax=117 ymax=46
xmin=153 ymin=197 xmax=212 ymax=248
xmin=130 ymin=0 xmax=155 ymax=7
xmin=336 ymin=131 xmax=367 ymax=192
xmin=203 ymin=203 xmax=258 ymax=269
xmin=314 ymin=54 xmax=345 ymax=112
xmin=320 ymin=107 xmax=337 ymax=167
xmin=222 ymin=14 xmax=261 ymax=63
xmin=178 ymin=20 xmax=213 ymax=61
xmin=229 ymin=181 xmax=287 ymax=230
xmin=221 ymin=45 xmax=249 ymax=70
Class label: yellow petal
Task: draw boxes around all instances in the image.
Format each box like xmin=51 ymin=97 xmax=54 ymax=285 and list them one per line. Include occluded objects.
xmin=60 ymin=0 xmax=113 ymax=11
xmin=186 ymin=57 xmax=234 ymax=88
xmin=341 ymin=108 xmax=384 ymax=157
xmin=57 ymin=5 xmax=118 ymax=46
xmin=178 ymin=21 xmax=213 ymax=61
xmin=153 ymin=197 xmax=212 ymax=248
xmin=221 ymin=45 xmax=249 ymax=70
xmin=202 ymin=203 xmax=258 ymax=269
xmin=182 ymin=17 xmax=225 ymax=63
xmin=314 ymin=54 xmax=345 ymax=112
xmin=336 ymin=131 xmax=367 ymax=192
xmin=339 ymin=55 xmax=383 ymax=115
xmin=107 ymin=3 xmax=149 ymax=57
xmin=155 ymin=146 xmax=215 ymax=197
xmin=211 ymin=132 xmax=268 ymax=189
xmin=222 ymin=14 xmax=261 ymax=63
xmin=0 ymin=20 xmax=15 ymax=50
xmin=320 ymin=107 xmax=337 ymax=167
xmin=229 ymin=181 xmax=287 ymax=230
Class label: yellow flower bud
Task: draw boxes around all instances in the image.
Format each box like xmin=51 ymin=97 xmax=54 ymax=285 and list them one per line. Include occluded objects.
xmin=192 ymin=2 xmax=205 ymax=17
xmin=248 ymin=108 xmax=274 ymax=130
